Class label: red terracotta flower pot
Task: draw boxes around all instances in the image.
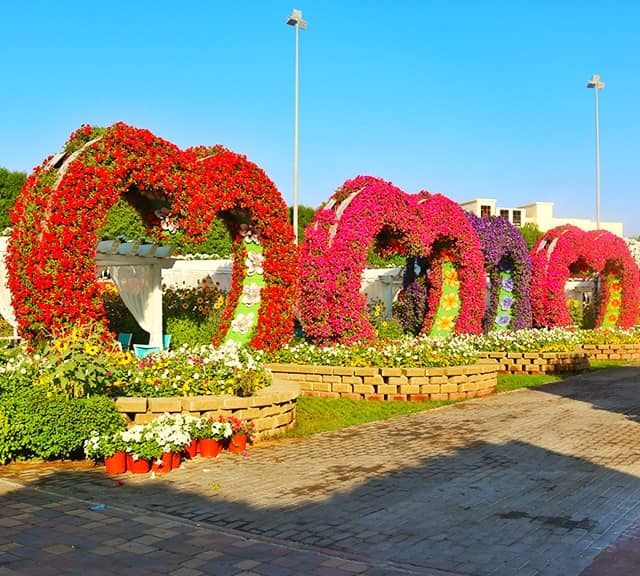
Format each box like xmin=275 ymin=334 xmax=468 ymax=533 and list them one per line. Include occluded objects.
xmin=104 ymin=451 xmax=126 ymax=475
xmin=152 ymin=452 xmax=173 ymax=474
xmin=228 ymin=434 xmax=247 ymax=454
xmin=126 ymin=455 xmax=151 ymax=474
xmin=183 ymin=439 xmax=198 ymax=459
xmin=198 ymin=438 xmax=223 ymax=458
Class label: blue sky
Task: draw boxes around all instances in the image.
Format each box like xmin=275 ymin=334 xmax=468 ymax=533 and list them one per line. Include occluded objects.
xmin=2 ymin=1 xmax=639 ymax=235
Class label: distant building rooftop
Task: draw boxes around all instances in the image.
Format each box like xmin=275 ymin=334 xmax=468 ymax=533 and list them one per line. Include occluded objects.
xmin=458 ymin=198 xmax=623 ymax=237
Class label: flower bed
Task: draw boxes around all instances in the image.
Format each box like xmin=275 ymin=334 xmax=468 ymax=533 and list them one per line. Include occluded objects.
xmin=112 ymin=379 xmax=299 ymax=439
xmin=478 ymin=351 xmax=589 ymax=374
xmin=267 ymin=362 xmax=497 ymax=401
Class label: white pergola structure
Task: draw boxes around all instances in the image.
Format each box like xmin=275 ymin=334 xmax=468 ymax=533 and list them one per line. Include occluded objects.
xmin=96 ymin=239 xmax=175 ymax=348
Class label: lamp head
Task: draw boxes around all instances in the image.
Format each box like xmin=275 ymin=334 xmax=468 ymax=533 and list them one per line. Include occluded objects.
xmin=587 ymin=74 xmax=605 ymax=90
xmin=286 ymin=9 xmax=307 ymax=29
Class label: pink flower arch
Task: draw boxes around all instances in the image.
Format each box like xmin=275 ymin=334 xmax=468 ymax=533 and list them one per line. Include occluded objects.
xmin=531 ymin=224 xmax=640 ymax=328
xmin=298 ymin=177 xmax=485 ymax=344
xmin=415 ymin=192 xmax=486 ymax=335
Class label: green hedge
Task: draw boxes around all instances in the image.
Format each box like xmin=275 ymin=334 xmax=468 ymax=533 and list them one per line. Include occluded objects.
xmin=0 ymin=387 xmax=125 ymax=464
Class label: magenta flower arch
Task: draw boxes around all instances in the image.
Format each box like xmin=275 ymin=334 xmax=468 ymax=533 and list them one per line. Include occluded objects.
xmin=7 ymin=123 xmax=297 ymax=350
xmin=466 ymin=213 xmax=533 ymax=331
xmin=530 ymin=224 xmax=640 ymax=329
xmin=415 ymin=192 xmax=486 ymax=335
xmin=298 ymin=177 xmax=485 ymax=345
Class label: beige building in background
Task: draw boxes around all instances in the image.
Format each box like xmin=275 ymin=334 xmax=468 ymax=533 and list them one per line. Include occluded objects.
xmin=459 ymin=198 xmax=624 ymax=237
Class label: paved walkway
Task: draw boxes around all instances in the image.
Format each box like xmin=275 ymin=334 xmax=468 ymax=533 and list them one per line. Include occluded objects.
xmin=3 ymin=366 xmax=640 ymax=575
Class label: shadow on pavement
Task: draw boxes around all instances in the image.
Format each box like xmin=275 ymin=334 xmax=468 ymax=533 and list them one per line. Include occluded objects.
xmin=532 ymin=364 xmax=640 ymax=423
xmin=3 ymin=429 xmax=640 ymax=575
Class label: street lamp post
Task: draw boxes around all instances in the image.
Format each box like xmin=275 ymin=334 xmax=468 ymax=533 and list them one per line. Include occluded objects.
xmin=587 ymin=74 xmax=605 ymax=230
xmin=286 ymin=9 xmax=307 ymax=244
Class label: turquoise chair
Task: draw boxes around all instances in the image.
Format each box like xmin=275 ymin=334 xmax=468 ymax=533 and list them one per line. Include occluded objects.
xmin=133 ymin=344 xmax=161 ymax=359
xmin=117 ymin=332 xmax=132 ymax=351
xmin=163 ymin=334 xmax=172 ymax=349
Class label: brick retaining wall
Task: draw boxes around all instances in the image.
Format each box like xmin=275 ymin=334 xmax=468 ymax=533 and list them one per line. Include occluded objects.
xmin=266 ymin=363 xmax=497 ymax=401
xmin=478 ymin=351 xmax=590 ymax=374
xmin=580 ymin=343 xmax=640 ymax=362
xmin=113 ymin=379 xmax=300 ymax=440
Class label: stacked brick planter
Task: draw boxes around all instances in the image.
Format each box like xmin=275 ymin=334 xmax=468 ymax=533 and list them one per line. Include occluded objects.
xmin=580 ymin=343 xmax=640 ymax=362
xmin=266 ymin=363 xmax=497 ymax=401
xmin=113 ymin=380 xmax=299 ymax=440
xmin=478 ymin=351 xmax=589 ymax=374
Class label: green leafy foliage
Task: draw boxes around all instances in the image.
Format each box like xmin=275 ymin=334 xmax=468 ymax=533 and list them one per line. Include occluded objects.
xmin=98 ymin=196 xmax=148 ymax=240
xmin=0 ymin=387 xmax=125 ymax=463
xmin=0 ymin=167 xmax=26 ymax=230
xmin=37 ymin=324 xmax=122 ymax=398
xmin=98 ymin=197 xmax=233 ymax=257
xmin=289 ymin=204 xmax=317 ymax=243
xmin=519 ymin=222 xmax=544 ymax=251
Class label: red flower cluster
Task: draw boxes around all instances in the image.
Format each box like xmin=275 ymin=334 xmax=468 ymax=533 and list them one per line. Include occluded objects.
xmin=7 ymin=123 xmax=297 ymax=351
xmin=530 ymin=225 xmax=640 ymax=328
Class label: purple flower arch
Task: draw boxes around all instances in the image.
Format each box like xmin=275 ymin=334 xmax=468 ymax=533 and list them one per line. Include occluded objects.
xmin=466 ymin=214 xmax=533 ymax=331
xmin=531 ymin=224 xmax=640 ymax=329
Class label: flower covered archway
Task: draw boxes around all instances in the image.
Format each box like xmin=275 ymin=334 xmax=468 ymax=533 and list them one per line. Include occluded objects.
xmin=298 ymin=177 xmax=485 ymax=345
xmin=7 ymin=123 xmax=297 ymax=350
xmin=413 ymin=193 xmax=485 ymax=337
xmin=530 ymin=224 xmax=640 ymax=329
xmin=466 ymin=213 xmax=533 ymax=331
xmin=298 ymin=176 xmax=423 ymax=344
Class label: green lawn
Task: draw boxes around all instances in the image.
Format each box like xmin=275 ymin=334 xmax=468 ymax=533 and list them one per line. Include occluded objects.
xmin=288 ymin=365 xmax=622 ymax=438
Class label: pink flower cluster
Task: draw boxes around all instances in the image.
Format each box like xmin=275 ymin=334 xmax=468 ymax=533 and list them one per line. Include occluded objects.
xmin=531 ymin=225 xmax=640 ymax=328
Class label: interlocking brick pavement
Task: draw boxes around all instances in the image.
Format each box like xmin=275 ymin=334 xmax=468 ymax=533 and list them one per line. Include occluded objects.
xmin=2 ymin=366 xmax=640 ymax=575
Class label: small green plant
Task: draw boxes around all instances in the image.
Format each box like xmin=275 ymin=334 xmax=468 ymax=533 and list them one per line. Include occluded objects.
xmin=37 ymin=323 xmax=121 ymax=398
xmin=567 ymin=299 xmax=583 ymax=327
xmin=368 ymin=298 xmax=405 ymax=341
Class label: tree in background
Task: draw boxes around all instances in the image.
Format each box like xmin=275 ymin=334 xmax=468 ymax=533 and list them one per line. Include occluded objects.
xmin=0 ymin=167 xmax=27 ymax=230
xmin=519 ymin=222 xmax=544 ymax=251
xmin=98 ymin=197 xmax=233 ymax=257
xmin=288 ymin=205 xmax=317 ymax=242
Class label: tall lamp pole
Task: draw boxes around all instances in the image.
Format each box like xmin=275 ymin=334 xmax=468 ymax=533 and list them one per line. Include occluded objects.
xmin=286 ymin=9 xmax=307 ymax=244
xmin=587 ymin=74 xmax=605 ymax=230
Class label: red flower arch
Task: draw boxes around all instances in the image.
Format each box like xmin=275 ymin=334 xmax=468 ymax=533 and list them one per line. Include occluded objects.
xmin=530 ymin=224 xmax=640 ymax=329
xmin=7 ymin=123 xmax=297 ymax=350
xmin=298 ymin=176 xmax=485 ymax=345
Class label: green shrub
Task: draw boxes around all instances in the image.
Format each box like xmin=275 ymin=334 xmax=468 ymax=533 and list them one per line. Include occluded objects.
xmin=0 ymin=387 xmax=125 ymax=464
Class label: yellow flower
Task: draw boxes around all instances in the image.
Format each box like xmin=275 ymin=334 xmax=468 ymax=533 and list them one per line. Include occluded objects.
xmin=83 ymin=342 xmax=100 ymax=356
xmin=54 ymin=339 xmax=68 ymax=353
xmin=436 ymin=316 xmax=454 ymax=331
xmin=442 ymin=293 xmax=459 ymax=310
xmin=214 ymin=295 xmax=225 ymax=309
xmin=443 ymin=268 xmax=459 ymax=286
